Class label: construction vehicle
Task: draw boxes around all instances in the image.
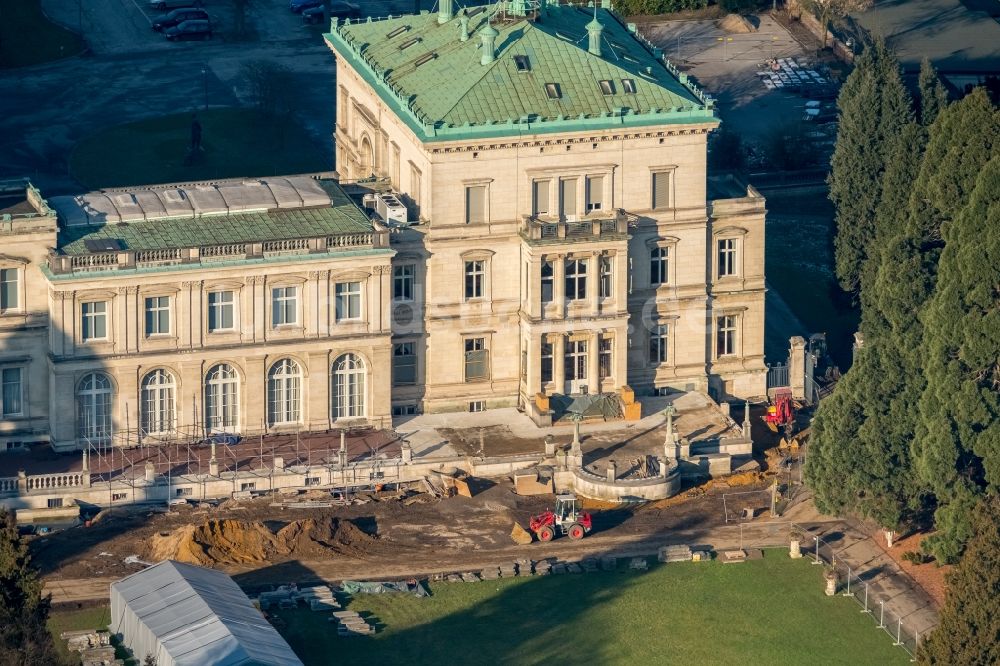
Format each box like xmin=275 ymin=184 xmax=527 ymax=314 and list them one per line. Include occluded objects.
xmin=529 ymin=494 xmax=593 ymax=542
xmin=764 ymin=388 xmax=795 ymax=437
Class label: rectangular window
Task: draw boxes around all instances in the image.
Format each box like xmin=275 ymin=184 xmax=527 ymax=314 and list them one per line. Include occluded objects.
xmin=81 ymin=301 xmax=107 ymax=341
xmin=48 ymin=498 xmax=64 ymax=508
xmin=652 ymin=171 xmax=671 ymax=210
xmin=208 ymin=291 xmax=235 ymax=332
xmin=559 ymin=178 xmax=577 ymax=219
xmin=465 ymin=260 xmax=484 ymax=299
xmin=717 ymin=315 xmax=737 ymax=357
xmin=650 ymin=324 xmax=669 ymax=364
xmin=586 ymin=175 xmax=604 ymax=212
xmin=599 ymin=255 xmax=613 ymax=299
xmin=410 ymin=164 xmax=422 ymax=211
xmin=272 ymin=286 xmax=298 ymax=327
xmin=305 ymin=476 xmax=321 ymax=486
xmin=718 ymin=238 xmax=738 ymax=278
xmin=464 ymin=338 xmax=489 ymax=382
xmin=393 ymin=342 xmax=417 ymax=386
xmin=565 ymin=258 xmax=587 ymax=300
xmin=469 ymin=400 xmax=486 ymax=413
xmin=240 ymin=482 xmax=257 ymax=492
xmin=465 ymin=185 xmax=487 ymax=224
xmin=541 ymin=260 xmax=554 ymax=303
xmin=541 ymin=341 xmax=553 ymax=384
xmin=392 ymin=404 xmax=418 ymax=416
xmin=565 ymin=339 xmax=588 ymax=381
xmin=0 ymin=268 xmax=18 ymax=311
xmin=599 ymin=336 xmax=613 ymax=380
xmin=532 ymin=180 xmax=550 ymax=216
xmin=176 ymin=487 xmax=193 ymax=496
xmin=144 ymin=296 xmax=170 ymax=336
xmin=335 ymin=282 xmax=362 ymax=321
xmin=650 ymin=247 xmax=668 ymax=286
xmin=393 ymin=264 xmax=414 ymax=301
xmin=1 ymin=368 xmax=22 ymax=417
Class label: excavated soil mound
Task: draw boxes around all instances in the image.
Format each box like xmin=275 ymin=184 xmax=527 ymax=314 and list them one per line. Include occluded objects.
xmin=717 ymin=14 xmax=756 ymax=33
xmin=149 ymin=517 xmax=378 ymax=566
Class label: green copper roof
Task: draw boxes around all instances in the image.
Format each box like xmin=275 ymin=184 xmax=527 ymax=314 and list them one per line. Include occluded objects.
xmin=57 ymin=182 xmax=375 ymax=255
xmin=325 ymin=3 xmax=716 ymax=141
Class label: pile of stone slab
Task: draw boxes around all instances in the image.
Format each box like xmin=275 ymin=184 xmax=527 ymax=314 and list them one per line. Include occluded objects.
xmin=329 ymin=610 xmax=374 ymax=636
xmin=600 ymin=556 xmax=617 ymax=571
xmin=628 ymin=557 xmax=649 ymax=571
xmin=295 ymin=585 xmax=342 ymax=611
xmin=659 ymin=545 xmax=693 ymax=563
xmin=61 ymin=630 xmax=122 ymax=666
xmin=498 ymin=561 xmax=520 ymax=577
xmin=721 ymin=549 xmax=747 ymax=564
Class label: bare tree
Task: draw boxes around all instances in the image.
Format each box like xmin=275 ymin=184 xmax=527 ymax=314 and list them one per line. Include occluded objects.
xmin=239 ymin=60 xmax=294 ymax=118
xmin=798 ymin=0 xmax=872 ymax=49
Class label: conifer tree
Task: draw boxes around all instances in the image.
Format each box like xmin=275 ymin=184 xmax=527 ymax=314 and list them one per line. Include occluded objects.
xmin=0 ymin=510 xmax=59 ymax=665
xmin=917 ymin=58 xmax=948 ymax=127
xmin=916 ymin=150 xmax=1000 ymax=563
xmin=829 ymin=41 xmax=913 ymax=296
xmin=918 ymin=495 xmax=1000 ymax=665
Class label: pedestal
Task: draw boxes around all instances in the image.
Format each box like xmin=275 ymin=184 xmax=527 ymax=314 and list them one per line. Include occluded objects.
xmin=789 ymin=539 xmax=801 ymax=558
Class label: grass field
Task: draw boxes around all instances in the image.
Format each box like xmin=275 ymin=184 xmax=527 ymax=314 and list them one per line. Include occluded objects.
xmin=69 ymin=108 xmax=331 ymax=190
xmin=46 ymin=606 xmax=135 ymax=666
xmin=274 ymin=551 xmax=907 ymax=665
xmin=0 ymin=0 xmax=83 ymax=68
xmin=765 ymin=190 xmax=859 ymax=369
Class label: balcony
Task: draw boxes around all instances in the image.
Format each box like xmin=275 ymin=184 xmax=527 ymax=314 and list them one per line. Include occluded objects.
xmin=519 ymin=209 xmax=632 ymax=245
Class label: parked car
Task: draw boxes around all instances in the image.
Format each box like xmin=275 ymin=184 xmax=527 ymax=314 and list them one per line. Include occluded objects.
xmin=290 ymin=0 xmax=323 ymax=13
xmin=302 ymin=2 xmax=360 ymax=23
xmin=149 ymin=0 xmax=201 ymax=10
xmin=164 ymin=19 xmax=212 ymax=41
xmin=152 ymin=7 xmax=208 ymax=31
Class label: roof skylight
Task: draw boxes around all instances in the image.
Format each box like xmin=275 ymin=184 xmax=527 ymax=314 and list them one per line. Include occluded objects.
xmin=386 ymin=25 xmax=408 ymax=39
xmin=599 ymin=80 xmax=615 ymax=95
xmin=414 ymin=52 xmax=437 ymax=67
xmin=399 ymin=37 xmax=420 ymax=51
xmin=545 ymin=83 xmax=562 ymax=99
xmin=513 ymin=55 xmax=530 ymax=72
xmin=621 ymin=78 xmax=636 ymax=94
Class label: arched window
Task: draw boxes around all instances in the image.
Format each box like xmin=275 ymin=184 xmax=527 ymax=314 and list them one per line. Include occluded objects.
xmin=267 ymin=359 xmax=301 ymax=426
xmin=205 ymin=364 xmax=239 ymax=432
xmin=78 ymin=373 xmax=113 ymax=442
xmin=332 ymin=354 xmax=365 ymax=419
xmin=141 ymin=370 xmax=175 ymax=435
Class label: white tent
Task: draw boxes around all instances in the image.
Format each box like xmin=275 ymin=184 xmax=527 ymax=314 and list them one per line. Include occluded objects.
xmin=110 ymin=560 xmax=303 ymax=666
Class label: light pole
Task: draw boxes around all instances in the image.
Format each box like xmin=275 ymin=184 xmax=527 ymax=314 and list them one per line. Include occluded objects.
xmin=201 ymin=68 xmax=208 ymax=110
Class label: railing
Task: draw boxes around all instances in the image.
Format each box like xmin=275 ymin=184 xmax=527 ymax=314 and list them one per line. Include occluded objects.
xmin=767 ymin=363 xmax=790 ymax=389
xmin=520 ymin=210 xmax=628 ymax=243
xmin=25 ymin=472 xmax=85 ymax=491
xmin=69 ymin=253 xmax=118 ymax=270
xmin=327 ymin=233 xmax=373 ymax=248
xmin=263 ymin=238 xmax=310 ymax=254
xmin=201 ymin=243 xmax=247 ymax=259
xmin=135 ymin=248 xmax=181 ymax=264
xmin=0 ymin=477 xmax=17 ymax=494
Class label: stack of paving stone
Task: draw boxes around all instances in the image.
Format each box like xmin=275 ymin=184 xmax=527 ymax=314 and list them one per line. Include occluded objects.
xmin=294 ymin=586 xmax=341 ymax=611
xmin=461 ymin=572 xmax=481 ymax=582
xmin=658 ymin=545 xmax=693 ymax=563
xmin=629 ymin=557 xmax=649 ymax=571
xmin=516 ymin=559 xmax=534 ymax=576
xmin=534 ymin=559 xmax=552 ymax=575
xmin=551 ymin=562 xmax=567 ymax=575
xmin=481 ymin=566 xmax=501 ymax=580
xmin=565 ymin=562 xmax=582 ymax=574
xmin=499 ymin=562 xmax=519 ymax=577
xmin=446 ymin=573 xmax=463 ymax=582
xmin=330 ymin=610 xmax=374 ymax=636
xmin=600 ymin=556 xmax=617 ymax=571
xmin=581 ymin=558 xmax=598 ymax=572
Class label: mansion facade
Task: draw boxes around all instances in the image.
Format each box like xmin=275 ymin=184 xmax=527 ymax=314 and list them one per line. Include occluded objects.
xmin=0 ymin=1 xmax=765 ymax=453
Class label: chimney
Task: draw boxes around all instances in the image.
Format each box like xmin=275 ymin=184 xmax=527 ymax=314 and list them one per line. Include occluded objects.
xmin=480 ymin=23 xmax=499 ymax=65
xmin=438 ymin=0 xmax=453 ymax=24
xmin=459 ymin=9 xmax=469 ymax=41
xmin=587 ymin=8 xmax=603 ymax=57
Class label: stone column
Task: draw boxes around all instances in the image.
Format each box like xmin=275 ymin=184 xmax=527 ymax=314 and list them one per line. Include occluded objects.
xmin=607 ymin=459 xmax=616 ymax=482
xmin=528 ymin=256 xmax=542 ymax=320
xmin=308 ymin=351 xmax=330 ymax=430
xmin=209 ymin=440 xmax=219 ymax=476
xmin=568 ymin=414 xmax=583 ymax=468
xmin=144 ymin=461 xmax=156 ymax=483
xmin=401 ymin=442 xmax=413 ymax=463
xmin=587 ymin=330 xmax=600 ymax=394
xmin=614 ymin=325 xmax=628 ymax=390
xmin=589 ymin=251 xmax=601 ymax=316
xmin=790 ymin=539 xmax=801 ymax=558
xmin=789 ymin=336 xmax=807 ymax=401
xmin=553 ymin=255 xmax=566 ymax=319
xmin=742 ymin=400 xmax=752 ymax=440
xmin=552 ymin=334 xmax=565 ymax=394
xmin=527 ymin=331 xmax=542 ymax=398
xmin=315 ymin=271 xmax=330 ymax=338
xmin=273 ymin=456 xmax=284 ymax=471
xmin=249 ymin=276 xmax=266 ymax=343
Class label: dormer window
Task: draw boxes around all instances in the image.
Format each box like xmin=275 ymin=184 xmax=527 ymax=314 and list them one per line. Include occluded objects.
xmin=545 ymin=83 xmax=561 ymax=99
xmin=599 ymin=80 xmax=614 ymax=95
xmin=621 ymin=78 xmax=636 ymax=94
xmin=513 ymin=55 xmax=530 ymax=72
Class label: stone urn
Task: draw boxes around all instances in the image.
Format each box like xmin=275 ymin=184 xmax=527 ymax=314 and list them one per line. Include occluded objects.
xmin=824 ymin=569 xmax=838 ymax=596
xmin=789 ymin=538 xmax=802 ymax=559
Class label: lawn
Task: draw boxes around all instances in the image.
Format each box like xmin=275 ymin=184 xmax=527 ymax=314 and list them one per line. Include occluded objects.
xmin=69 ymin=108 xmax=331 ymax=190
xmin=765 ymin=190 xmax=859 ymax=369
xmin=0 ymin=0 xmax=83 ymax=68
xmin=47 ymin=605 xmax=134 ymax=666
xmin=274 ymin=551 xmax=908 ymax=665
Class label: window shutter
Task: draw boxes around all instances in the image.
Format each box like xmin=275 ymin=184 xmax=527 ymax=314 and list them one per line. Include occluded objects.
xmin=466 ymin=185 xmax=486 ymax=224
xmin=560 ymin=179 xmax=577 ymax=217
xmin=652 ymin=171 xmax=670 ymax=209
xmin=587 ymin=175 xmax=604 ymax=210
xmin=533 ymin=180 xmax=550 ymax=215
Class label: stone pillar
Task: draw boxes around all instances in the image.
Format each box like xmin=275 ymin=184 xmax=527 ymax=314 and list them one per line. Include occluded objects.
xmin=553 ymin=255 xmax=566 ymax=319
xmin=82 ymin=450 xmax=91 ymax=488
xmin=544 ymin=435 xmax=556 ymax=457
xmin=789 ymin=336 xmax=807 ymax=401
xmin=824 ymin=570 xmax=838 ymax=596
xmin=589 ymin=251 xmax=600 ymax=317
xmin=663 ymin=404 xmax=676 ymax=459
xmin=742 ymin=400 xmax=752 ymax=440
xmin=658 ymin=456 xmax=669 ymax=478
xmin=790 ymin=539 xmax=802 ymax=558
xmin=250 ymin=276 xmax=266 ymax=343
xmin=528 ymin=256 xmax=542 ymax=320
xmin=587 ymin=331 xmax=600 ymax=394
xmin=607 ymin=459 xmax=616 ymax=482
xmin=338 ymin=431 xmax=348 ymax=467
xmin=273 ymin=456 xmax=284 ymax=471
xmin=527 ymin=331 xmax=542 ymax=397
xmin=552 ymin=334 xmax=565 ymax=393
xmin=209 ymin=440 xmax=219 ymax=476
xmin=17 ymin=470 xmax=26 ymax=494
xmin=144 ymin=461 xmax=155 ymax=483
xmin=568 ymin=415 xmax=583 ymax=468
xmin=401 ymin=442 xmax=413 ymax=464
